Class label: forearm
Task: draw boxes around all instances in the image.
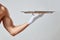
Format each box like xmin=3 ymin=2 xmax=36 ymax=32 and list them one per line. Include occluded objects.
xmin=9 ymin=23 xmax=29 ymax=36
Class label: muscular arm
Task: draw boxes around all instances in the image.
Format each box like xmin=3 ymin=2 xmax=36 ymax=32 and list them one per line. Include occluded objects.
xmin=1 ymin=4 xmax=43 ymax=36
xmin=2 ymin=17 xmax=29 ymax=36
xmin=2 ymin=6 xmax=29 ymax=36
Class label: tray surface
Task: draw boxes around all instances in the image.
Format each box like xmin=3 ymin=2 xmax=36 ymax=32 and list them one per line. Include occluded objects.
xmin=21 ymin=11 xmax=54 ymax=14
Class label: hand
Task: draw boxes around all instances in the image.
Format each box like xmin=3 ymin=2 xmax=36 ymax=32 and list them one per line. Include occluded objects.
xmin=28 ymin=13 xmax=44 ymax=24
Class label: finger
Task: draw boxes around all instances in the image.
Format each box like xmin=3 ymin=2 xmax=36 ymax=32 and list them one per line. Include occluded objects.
xmin=32 ymin=13 xmax=35 ymax=16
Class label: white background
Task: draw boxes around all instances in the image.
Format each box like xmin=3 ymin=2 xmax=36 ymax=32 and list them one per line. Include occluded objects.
xmin=0 ymin=0 xmax=60 ymax=40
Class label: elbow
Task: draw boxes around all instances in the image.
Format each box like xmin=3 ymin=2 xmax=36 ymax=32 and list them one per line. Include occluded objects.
xmin=10 ymin=33 xmax=16 ymax=36
xmin=8 ymin=30 xmax=17 ymax=36
xmin=9 ymin=32 xmax=17 ymax=36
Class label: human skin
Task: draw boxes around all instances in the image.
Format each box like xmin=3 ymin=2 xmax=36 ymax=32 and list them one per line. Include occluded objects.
xmin=0 ymin=4 xmax=29 ymax=36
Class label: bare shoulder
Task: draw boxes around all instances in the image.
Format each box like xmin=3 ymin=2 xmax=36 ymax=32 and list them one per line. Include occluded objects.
xmin=0 ymin=4 xmax=9 ymax=16
xmin=0 ymin=4 xmax=7 ymax=11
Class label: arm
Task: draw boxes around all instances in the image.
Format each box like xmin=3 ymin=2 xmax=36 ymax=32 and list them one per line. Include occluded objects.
xmin=2 ymin=16 xmax=29 ymax=36
xmin=1 ymin=4 xmax=44 ymax=36
xmin=1 ymin=7 xmax=29 ymax=36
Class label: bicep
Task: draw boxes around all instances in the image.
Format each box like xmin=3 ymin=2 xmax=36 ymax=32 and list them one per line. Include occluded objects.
xmin=2 ymin=16 xmax=15 ymax=30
